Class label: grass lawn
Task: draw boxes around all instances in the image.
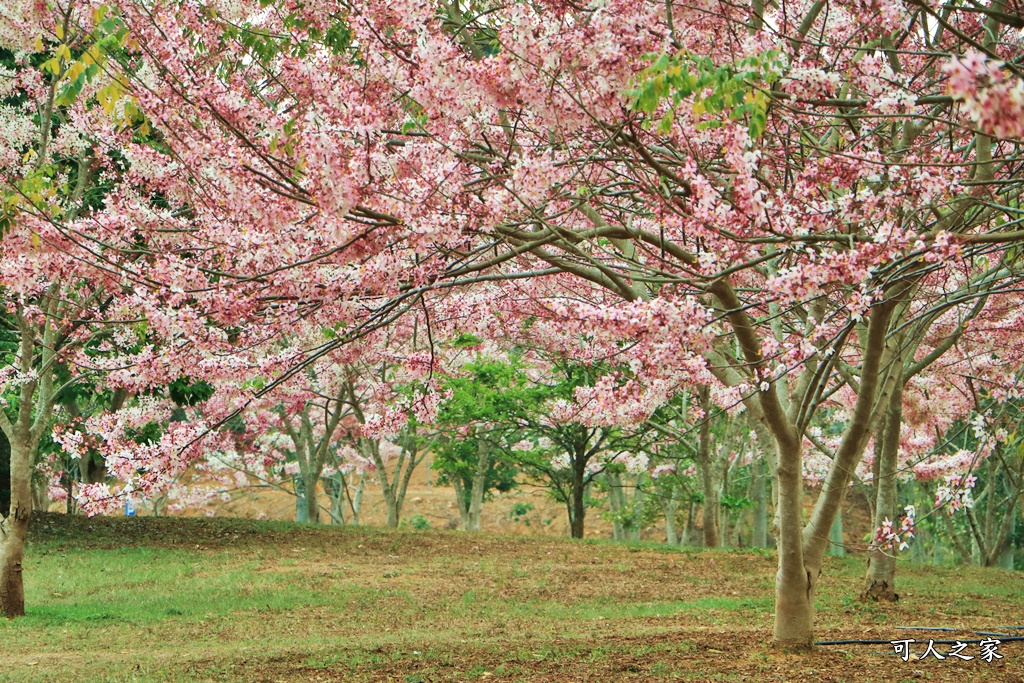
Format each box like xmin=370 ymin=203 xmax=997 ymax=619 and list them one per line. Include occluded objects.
xmin=3 ymin=513 xmax=1023 ymax=682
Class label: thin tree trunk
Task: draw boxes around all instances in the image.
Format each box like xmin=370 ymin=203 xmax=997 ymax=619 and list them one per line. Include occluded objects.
xmin=631 ymin=480 xmax=646 ymax=541
xmin=715 ymin=274 xmax=907 ymax=647
xmin=0 ymin=439 xmax=32 ymax=618
xmin=699 ymin=479 xmax=720 ymax=544
xmin=384 ymin=491 xmax=399 ymax=528
xmin=381 ymin=431 xmax=425 ymax=529
xmin=863 ymin=379 xmax=902 ymax=601
xmin=683 ymin=498 xmax=697 ymax=545
xmin=752 ymin=458 xmax=768 ymax=548
xmin=350 ymin=473 xmax=364 ymax=526
xmin=367 ymin=439 xmax=401 ymax=528
xmin=997 ymin=507 xmax=1015 ymax=570
xmin=294 ymin=476 xmax=309 ymax=523
xmin=607 ymin=470 xmax=625 ymax=540
xmin=452 ymin=476 xmax=471 ymax=529
xmin=663 ymin=487 xmax=679 ymax=545
xmin=940 ymin=510 xmax=972 ymax=564
xmin=330 ymin=492 xmax=345 ymax=525
xmin=828 ymin=509 xmax=844 ymax=557
xmin=570 ymin=453 xmax=586 ymax=539
xmin=0 ymin=431 xmax=9 ymax=519
xmin=303 ymin=472 xmax=319 ymax=524
xmin=467 ymin=442 xmax=490 ymax=532
xmin=31 ymin=477 xmax=47 ymax=512
xmin=984 ymin=495 xmax=1019 ymax=568
xmin=697 ymin=389 xmax=720 ymax=548
xmin=326 ymin=474 xmax=345 ymax=525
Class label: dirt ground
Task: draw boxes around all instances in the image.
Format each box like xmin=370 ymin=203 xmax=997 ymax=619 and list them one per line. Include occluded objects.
xmin=9 ymin=513 xmax=1024 ymax=683
xmin=213 ymin=467 xmax=585 ymax=537
xmin=193 ymin=459 xmax=875 ymax=550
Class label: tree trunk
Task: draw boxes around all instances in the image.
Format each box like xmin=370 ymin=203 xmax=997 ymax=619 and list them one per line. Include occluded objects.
xmin=303 ymin=473 xmax=319 ymax=524
xmin=683 ymin=498 xmax=698 ymax=545
xmin=828 ymin=509 xmax=844 ymax=557
xmin=663 ymin=487 xmax=679 ymax=545
xmin=752 ymin=458 xmax=768 ymax=548
xmin=32 ymin=478 xmax=48 ymax=512
xmin=326 ymin=474 xmax=345 ymax=525
xmin=384 ymin=492 xmax=399 ymax=528
xmin=570 ymin=454 xmax=586 ymax=539
xmin=773 ymin=435 xmax=814 ymax=648
xmin=389 ymin=451 xmax=408 ymax=529
xmin=1 ymin=440 xmax=32 ymax=618
xmin=0 ymin=431 xmax=9 ymax=518
xmin=699 ymin=464 xmax=720 ymax=547
xmin=367 ymin=439 xmax=401 ymax=528
xmin=294 ymin=476 xmax=309 ymax=523
xmin=467 ymin=444 xmax=489 ymax=533
xmin=376 ymin=431 xmax=424 ymax=529
xmin=997 ymin=509 xmax=1015 ymax=570
xmin=607 ymin=470 xmax=626 ymax=540
xmin=863 ymin=380 xmax=902 ymax=601
xmin=452 ymin=476 xmax=471 ymax=530
xmin=983 ymin=494 xmax=1019 ymax=568
xmin=350 ymin=473 xmax=364 ymax=526
xmin=696 ymin=387 xmax=721 ymax=548
xmin=628 ymin=477 xmax=645 ymax=541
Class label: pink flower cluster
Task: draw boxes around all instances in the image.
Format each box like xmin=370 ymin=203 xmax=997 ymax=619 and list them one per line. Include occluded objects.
xmin=872 ymin=505 xmax=916 ymax=552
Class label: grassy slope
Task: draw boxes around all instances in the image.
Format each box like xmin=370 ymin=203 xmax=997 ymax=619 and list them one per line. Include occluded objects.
xmin=2 ymin=513 xmax=1022 ymax=682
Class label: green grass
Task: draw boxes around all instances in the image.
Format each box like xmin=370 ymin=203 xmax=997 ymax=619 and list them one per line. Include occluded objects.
xmin=3 ymin=513 xmax=1023 ymax=683
xmin=17 ymin=548 xmax=357 ymax=625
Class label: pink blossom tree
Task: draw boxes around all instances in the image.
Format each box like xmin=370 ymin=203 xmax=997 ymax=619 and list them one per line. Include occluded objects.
xmin=7 ymin=0 xmax=1024 ymax=651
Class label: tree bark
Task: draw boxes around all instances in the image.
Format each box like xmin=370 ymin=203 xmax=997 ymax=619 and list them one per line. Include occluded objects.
xmin=997 ymin=508 xmax=1015 ymax=570
xmin=325 ymin=474 xmax=345 ymax=525
xmin=683 ymin=498 xmax=700 ymax=545
xmin=629 ymin=478 xmax=645 ymax=541
xmin=607 ymin=470 xmax=626 ymax=540
xmin=366 ymin=439 xmax=401 ymax=528
xmin=466 ymin=442 xmax=490 ymax=532
xmin=372 ymin=430 xmax=424 ymax=529
xmin=863 ymin=378 xmax=902 ymax=601
xmin=0 ymin=439 xmax=32 ymax=618
xmin=752 ymin=458 xmax=768 ymax=548
xmin=294 ymin=476 xmax=309 ymax=523
xmin=697 ymin=388 xmax=721 ymax=548
xmin=452 ymin=475 xmax=470 ymax=529
xmin=663 ymin=487 xmax=679 ymax=545
xmin=349 ymin=473 xmax=365 ymax=526
xmin=773 ymin=437 xmax=814 ymax=648
xmin=31 ymin=478 xmax=48 ymax=512
xmin=984 ymin=494 xmax=1019 ymax=567
xmin=828 ymin=509 xmax=844 ymax=557
xmin=0 ymin=431 xmax=9 ymax=518
xmin=570 ymin=452 xmax=586 ymax=539
xmin=384 ymin=489 xmax=399 ymax=528
xmin=303 ymin=472 xmax=319 ymax=524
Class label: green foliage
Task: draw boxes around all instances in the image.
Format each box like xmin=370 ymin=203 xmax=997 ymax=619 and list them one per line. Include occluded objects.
xmin=220 ymin=10 xmax=354 ymax=62
xmin=168 ymin=375 xmax=216 ymax=407
xmin=408 ymin=514 xmax=431 ymax=531
xmin=431 ymin=359 xmax=532 ymax=509
xmin=720 ymin=493 xmax=752 ymax=512
xmin=450 ymin=332 xmax=484 ymax=348
xmin=509 ymin=501 xmax=533 ymax=522
xmin=0 ymin=7 xmax=144 ymax=234
xmin=627 ymin=49 xmax=785 ymax=138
